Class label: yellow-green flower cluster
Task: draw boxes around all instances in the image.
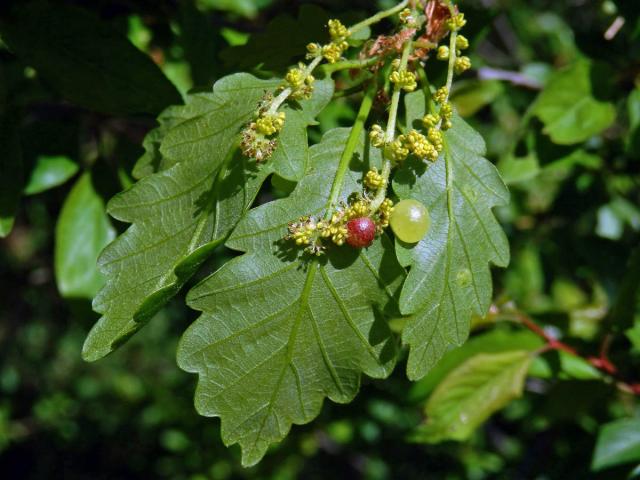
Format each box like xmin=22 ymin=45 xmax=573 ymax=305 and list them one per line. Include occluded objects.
xmin=456 ymin=35 xmax=469 ymax=50
xmin=446 ymin=13 xmax=467 ymax=31
xmin=405 ymin=130 xmax=439 ymax=162
xmin=240 ymin=102 xmax=288 ymax=161
xmin=422 ymin=113 xmax=439 ymax=129
xmin=255 ymin=112 xmax=285 ymax=136
xmin=454 ymin=56 xmax=471 ymax=74
xmin=376 ymin=198 xmax=394 ymax=231
xmin=385 ymin=136 xmax=410 ymax=163
xmin=286 ymin=184 xmax=394 ymax=254
xmin=240 ymin=125 xmax=277 ymax=162
xmin=286 ymin=197 xmax=370 ymax=254
xmin=285 ymin=66 xmax=315 ymax=100
xmin=437 ymin=45 xmax=449 ymax=61
xmin=364 ymin=168 xmax=385 ymax=190
xmin=439 ymin=101 xmax=453 ymax=130
xmin=328 ymin=19 xmax=349 ymax=41
xmin=434 ymin=86 xmax=448 ymax=104
xmin=390 ymin=69 xmax=417 ymax=92
xmin=427 ymin=127 xmax=444 ymax=152
xmin=369 ymin=124 xmax=386 ymax=148
xmin=308 ymin=19 xmax=350 ymax=64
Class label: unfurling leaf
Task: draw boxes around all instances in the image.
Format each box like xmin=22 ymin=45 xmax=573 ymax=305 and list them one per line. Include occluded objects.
xmin=82 ymin=73 xmax=333 ymax=361
xmin=395 ymin=92 xmax=510 ymax=380
xmin=412 ymin=350 xmax=533 ymax=443
xmin=177 ymin=128 xmax=404 ymax=466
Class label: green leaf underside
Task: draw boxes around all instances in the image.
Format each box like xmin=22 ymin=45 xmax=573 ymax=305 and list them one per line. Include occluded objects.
xmin=55 ymin=173 xmax=116 ymax=299
xmin=0 ymin=113 xmax=23 ymax=238
xmin=413 ymin=350 xmax=532 ymax=443
xmin=177 ymin=128 xmax=405 ymax=467
xmin=0 ymin=1 xmax=181 ymax=116
xmin=395 ymin=93 xmax=510 ymax=380
xmin=82 ymin=73 xmax=333 ymax=361
xmin=532 ymin=60 xmax=616 ymax=145
xmin=592 ymin=418 xmax=640 ymax=471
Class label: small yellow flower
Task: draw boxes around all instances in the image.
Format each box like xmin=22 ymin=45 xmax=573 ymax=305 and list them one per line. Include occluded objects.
xmin=437 ymin=46 xmax=449 ymax=61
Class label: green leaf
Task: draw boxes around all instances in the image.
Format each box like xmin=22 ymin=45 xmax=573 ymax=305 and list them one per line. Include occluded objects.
xmin=177 ymin=128 xmax=404 ymax=466
xmin=0 ymin=113 xmax=23 ymax=238
xmin=412 ymin=350 xmax=533 ymax=443
xmin=394 ymin=94 xmax=510 ymax=380
xmin=55 ymin=173 xmax=116 ymax=299
xmin=532 ymin=60 xmax=616 ymax=145
xmin=592 ymin=418 xmax=640 ymax=471
xmin=82 ymin=74 xmax=333 ymax=361
xmin=23 ymin=155 xmax=79 ymax=195
xmin=0 ymin=1 xmax=181 ymax=115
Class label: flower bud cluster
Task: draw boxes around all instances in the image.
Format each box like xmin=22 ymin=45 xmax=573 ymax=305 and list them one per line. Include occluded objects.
xmin=390 ymin=69 xmax=417 ymax=92
xmin=446 ymin=13 xmax=467 ymax=31
xmin=240 ymin=100 xmax=286 ymax=162
xmin=307 ymin=19 xmax=351 ymax=64
xmin=285 ymin=65 xmax=315 ymax=101
xmin=364 ymin=168 xmax=385 ymax=190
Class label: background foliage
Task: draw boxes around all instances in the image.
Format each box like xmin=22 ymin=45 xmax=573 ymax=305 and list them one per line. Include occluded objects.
xmin=0 ymin=0 xmax=639 ymax=478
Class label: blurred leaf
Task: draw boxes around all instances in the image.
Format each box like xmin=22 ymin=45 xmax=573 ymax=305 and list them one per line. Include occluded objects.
xmin=592 ymin=418 xmax=640 ymax=471
xmin=0 ymin=1 xmax=181 ymax=115
xmin=531 ymin=350 xmax=603 ymax=380
xmin=451 ymin=80 xmax=504 ymax=118
xmin=196 ymin=0 xmax=273 ymax=18
xmin=498 ymin=153 xmax=540 ymax=185
xmin=0 ymin=113 xmax=22 ymax=237
xmin=627 ymin=87 xmax=640 ymax=154
xmin=608 ymin=245 xmax=640 ymax=332
xmin=596 ymin=197 xmax=640 ymax=240
xmin=220 ymin=5 xmax=331 ymax=72
xmin=409 ymin=329 xmax=544 ymax=402
xmin=395 ymin=96 xmax=510 ymax=380
xmin=532 ymin=60 xmax=615 ymax=145
xmin=412 ymin=351 xmax=533 ymax=443
xmin=551 ymin=278 xmax=588 ymax=311
xmin=23 ymin=155 xmax=78 ymax=195
xmin=178 ymin=129 xmax=402 ymax=467
xmin=55 ymin=173 xmax=115 ymax=299
xmin=82 ymin=74 xmax=333 ymax=361
xmin=178 ymin=0 xmax=222 ymax=87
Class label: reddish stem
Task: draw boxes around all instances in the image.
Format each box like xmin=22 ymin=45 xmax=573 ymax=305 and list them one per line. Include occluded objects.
xmin=514 ymin=311 xmax=636 ymax=395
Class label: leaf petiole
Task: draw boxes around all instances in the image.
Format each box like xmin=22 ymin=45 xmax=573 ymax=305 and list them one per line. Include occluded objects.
xmin=325 ymin=81 xmax=376 ymax=216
